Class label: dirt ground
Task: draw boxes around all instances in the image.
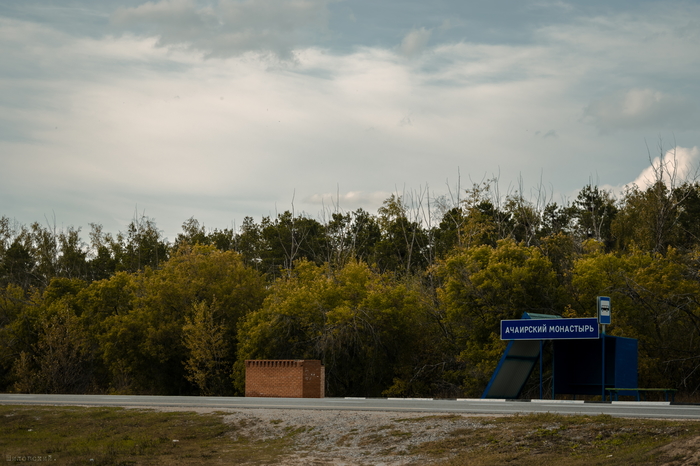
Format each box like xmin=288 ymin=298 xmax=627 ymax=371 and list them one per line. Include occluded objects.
xmin=654 ymin=436 xmax=700 ymax=466
xmin=148 ymin=407 xmax=700 ymax=466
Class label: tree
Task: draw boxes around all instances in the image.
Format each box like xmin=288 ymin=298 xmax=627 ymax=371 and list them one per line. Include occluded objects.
xmin=87 ymin=223 xmax=117 ymax=281
xmin=571 ymin=184 xmax=618 ymax=248
xmin=613 ymin=181 xmax=700 ymax=254
xmin=13 ymin=307 xmax=93 ymax=394
xmin=613 ymin=144 xmax=699 ymax=254
xmin=258 ymin=211 xmax=327 ymax=277
xmin=438 ymin=239 xmax=564 ymax=395
xmin=322 ymin=212 xmax=354 ymax=269
xmin=57 ymin=227 xmax=88 ymax=280
xmin=433 ymin=207 xmax=466 ymax=258
xmin=374 ymin=195 xmax=429 ymax=274
xmin=539 ymin=202 xmax=573 ymax=239
xmin=572 ymin=247 xmax=700 ymax=394
xmin=7 ymin=279 xmax=93 ymax=394
xmin=209 ymin=227 xmax=236 ymax=252
xmin=235 ymin=260 xmax=439 ymax=397
xmin=112 ymin=214 xmax=169 ymax=273
xmin=503 ymin=192 xmax=540 ymax=246
xmin=29 ymin=222 xmax=58 ymax=286
xmin=674 ymin=183 xmax=700 ymax=251
xmin=0 ymin=283 xmax=30 ymax=390
xmin=182 ymin=300 xmax=230 ymax=396
xmin=173 ymin=217 xmax=209 ymax=251
xmin=235 ymin=216 xmax=264 ymax=270
xmin=348 ymin=208 xmax=381 ymax=264
xmin=95 ymin=245 xmax=265 ymax=394
xmin=0 ymin=238 xmax=35 ymax=290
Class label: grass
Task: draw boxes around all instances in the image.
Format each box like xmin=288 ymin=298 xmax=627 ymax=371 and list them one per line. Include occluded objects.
xmin=1 ymin=407 xmax=699 ymax=465
xmin=0 ymin=405 xmax=291 ymax=465
xmin=415 ymin=412 xmax=700 ymax=465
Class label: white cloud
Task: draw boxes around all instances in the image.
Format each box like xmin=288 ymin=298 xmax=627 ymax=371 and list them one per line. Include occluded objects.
xmin=627 ymin=146 xmax=700 ymax=190
xmin=400 ymin=27 xmax=431 ymax=58
xmin=111 ymin=0 xmax=332 ymax=59
xmin=584 ymin=88 xmax=697 ymax=133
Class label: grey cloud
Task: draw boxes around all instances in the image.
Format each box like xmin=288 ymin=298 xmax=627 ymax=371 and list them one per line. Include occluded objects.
xmin=305 ymin=191 xmax=392 ymax=211
xmin=676 ymin=20 xmax=700 ymax=40
xmin=584 ymin=88 xmax=697 ymax=133
xmin=111 ymin=0 xmax=332 ymax=59
xmin=400 ymin=27 xmax=431 ymax=58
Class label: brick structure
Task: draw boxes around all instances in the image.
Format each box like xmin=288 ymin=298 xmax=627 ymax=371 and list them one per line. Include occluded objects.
xmin=245 ymin=360 xmax=325 ymax=398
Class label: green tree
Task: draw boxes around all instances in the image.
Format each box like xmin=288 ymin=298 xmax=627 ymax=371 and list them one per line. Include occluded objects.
xmin=0 ymin=284 xmax=30 ymax=390
xmin=347 ymin=208 xmax=381 ymax=264
xmin=209 ymin=227 xmax=236 ymax=252
xmin=111 ymin=214 xmax=169 ymax=273
xmin=322 ymin=212 xmax=354 ymax=269
xmin=173 ymin=217 xmax=209 ymax=251
xmin=258 ymin=212 xmax=327 ymax=277
xmin=437 ymin=239 xmax=564 ymax=395
xmin=29 ymin=222 xmax=58 ymax=286
xmin=13 ymin=307 xmax=93 ymax=394
xmin=95 ymin=245 xmax=265 ymax=394
xmin=571 ymin=184 xmax=618 ymax=248
xmin=0 ymin=239 xmax=35 ymax=290
xmin=182 ymin=299 xmax=230 ymax=396
xmin=236 ymin=260 xmax=438 ymax=397
xmin=87 ymin=223 xmax=117 ymax=281
xmin=539 ymin=202 xmax=573 ymax=238
xmin=4 ymin=278 xmax=93 ymax=394
xmin=674 ymin=183 xmax=700 ymax=251
xmin=613 ymin=181 xmax=698 ymax=254
xmin=572 ymin=247 xmax=700 ymax=393
xmin=374 ymin=195 xmax=429 ymax=274
xmin=57 ymin=227 xmax=88 ymax=279
xmin=235 ymin=216 xmax=263 ymax=270
xmin=502 ymin=191 xmax=542 ymax=246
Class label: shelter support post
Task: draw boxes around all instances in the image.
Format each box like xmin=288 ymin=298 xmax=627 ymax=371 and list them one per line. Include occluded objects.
xmin=539 ymin=340 xmax=543 ymax=400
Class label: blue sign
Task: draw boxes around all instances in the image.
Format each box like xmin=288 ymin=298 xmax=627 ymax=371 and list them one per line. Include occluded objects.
xmin=598 ymin=296 xmax=611 ymax=325
xmin=501 ymin=318 xmax=599 ymax=340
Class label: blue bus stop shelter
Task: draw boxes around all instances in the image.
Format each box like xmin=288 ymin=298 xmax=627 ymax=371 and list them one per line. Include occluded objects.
xmin=482 ymin=312 xmax=637 ymax=399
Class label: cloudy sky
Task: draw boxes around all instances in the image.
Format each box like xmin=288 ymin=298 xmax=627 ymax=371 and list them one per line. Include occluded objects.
xmin=2 ymin=0 xmax=699 ymax=240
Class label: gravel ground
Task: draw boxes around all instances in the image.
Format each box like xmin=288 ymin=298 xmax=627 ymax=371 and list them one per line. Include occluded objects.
xmin=124 ymin=405 xmax=700 ymax=465
xmin=149 ymin=407 xmax=496 ymax=465
xmin=225 ymin=409 xmax=495 ymax=465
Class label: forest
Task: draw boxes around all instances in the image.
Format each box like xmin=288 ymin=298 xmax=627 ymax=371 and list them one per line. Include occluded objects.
xmin=2 ymin=159 xmax=700 ymax=399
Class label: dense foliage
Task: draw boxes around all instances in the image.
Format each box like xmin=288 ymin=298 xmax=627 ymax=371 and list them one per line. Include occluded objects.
xmin=2 ymin=165 xmax=700 ymax=398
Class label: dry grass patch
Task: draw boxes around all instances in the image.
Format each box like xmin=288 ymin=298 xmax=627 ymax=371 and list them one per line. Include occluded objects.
xmin=0 ymin=405 xmax=287 ymax=465
xmin=419 ymin=413 xmax=700 ymax=466
xmin=3 ymin=406 xmax=700 ymax=465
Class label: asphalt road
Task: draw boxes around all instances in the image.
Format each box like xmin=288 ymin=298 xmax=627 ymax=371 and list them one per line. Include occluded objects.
xmin=1 ymin=394 xmax=699 ymax=419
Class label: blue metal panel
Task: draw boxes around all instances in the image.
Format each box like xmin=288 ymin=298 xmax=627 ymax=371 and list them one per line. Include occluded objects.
xmin=553 ymin=335 xmax=638 ymax=396
xmin=613 ymin=336 xmax=638 ymax=388
xmin=482 ymin=313 xmax=561 ymax=399
xmin=482 ymin=340 xmax=541 ymax=398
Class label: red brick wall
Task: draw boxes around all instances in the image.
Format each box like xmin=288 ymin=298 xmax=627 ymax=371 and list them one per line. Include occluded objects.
xmin=302 ymin=360 xmax=325 ymax=398
xmin=245 ymin=360 xmax=325 ymax=398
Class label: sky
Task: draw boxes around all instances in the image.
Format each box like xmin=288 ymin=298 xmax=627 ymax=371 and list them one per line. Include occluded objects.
xmin=1 ymin=0 xmax=700 ymax=241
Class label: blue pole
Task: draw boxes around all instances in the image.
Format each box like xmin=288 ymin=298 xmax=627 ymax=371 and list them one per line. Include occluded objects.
xmin=551 ymin=341 xmax=555 ymax=400
xmin=539 ymin=340 xmax=543 ymax=400
xmin=601 ymin=325 xmax=606 ymax=400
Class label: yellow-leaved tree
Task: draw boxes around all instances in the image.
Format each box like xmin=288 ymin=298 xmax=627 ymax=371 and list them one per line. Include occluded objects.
xmin=182 ymin=299 xmax=229 ymax=396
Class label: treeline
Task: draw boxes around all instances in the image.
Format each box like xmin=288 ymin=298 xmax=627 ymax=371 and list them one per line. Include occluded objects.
xmin=2 ymin=170 xmax=700 ymax=398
